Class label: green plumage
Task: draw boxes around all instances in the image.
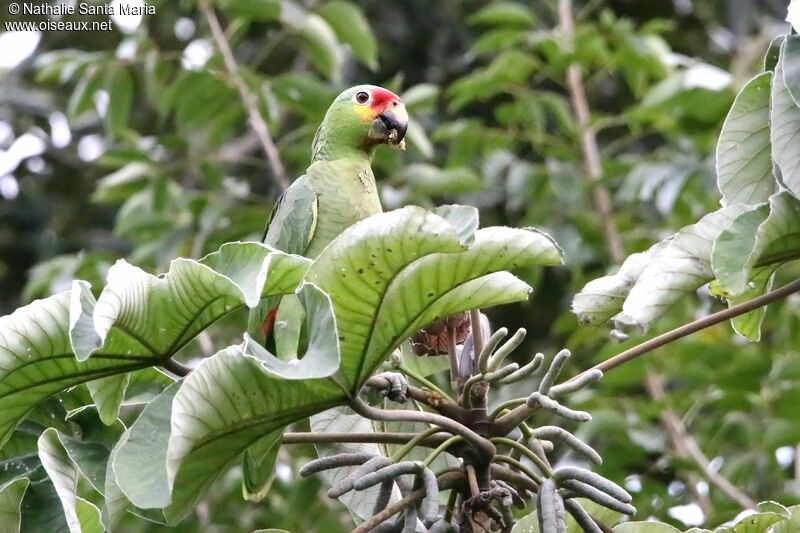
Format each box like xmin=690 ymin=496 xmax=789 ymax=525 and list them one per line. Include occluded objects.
xmin=263 ymin=158 xmax=381 ymax=258
xmin=250 ymin=85 xmax=403 ymax=346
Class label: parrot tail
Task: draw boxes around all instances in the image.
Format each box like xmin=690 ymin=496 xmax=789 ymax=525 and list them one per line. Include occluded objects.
xmin=261 ymin=306 xmax=279 ymax=339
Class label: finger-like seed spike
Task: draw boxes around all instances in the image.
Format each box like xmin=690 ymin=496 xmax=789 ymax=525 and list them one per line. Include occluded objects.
xmin=558 ymin=479 xmax=636 ymax=515
xmin=564 ymin=499 xmax=604 ymax=533
xmin=420 ymin=465 xmax=440 ymax=525
xmin=328 ymin=456 xmax=392 ymax=498
xmin=487 ymin=328 xmax=527 ymax=371
xmin=373 ymin=479 xmax=395 ymax=516
xmin=553 ymin=489 xmax=567 ymax=533
xmin=354 ymin=462 xmax=418 ymax=491
xmin=553 ymin=467 xmax=631 ymax=503
xmin=533 ymin=426 xmax=602 ymax=464
xmin=538 ymin=478 xmax=562 ymax=533
xmin=497 ymin=352 xmax=544 ymax=384
xmin=429 ymin=519 xmax=460 ymax=532
xmin=478 ymin=327 xmax=508 ymax=373
xmin=299 ymin=453 xmax=374 ymax=477
xmin=550 ymin=369 xmax=604 ymax=398
xmin=539 ymin=349 xmax=571 ymax=394
xmin=395 ymin=477 xmax=420 ymax=533
xmin=483 ymin=362 xmax=520 ymax=383
xmin=527 ymin=392 xmax=592 ymax=422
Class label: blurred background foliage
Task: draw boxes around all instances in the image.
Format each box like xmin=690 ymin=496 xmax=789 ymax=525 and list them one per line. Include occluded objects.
xmin=1 ymin=0 xmax=799 ymax=531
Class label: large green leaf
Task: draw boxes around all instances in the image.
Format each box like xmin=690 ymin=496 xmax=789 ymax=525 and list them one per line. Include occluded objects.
xmin=782 ymin=35 xmax=800 ymax=107
xmin=37 ymin=428 xmax=90 ymax=533
xmin=159 ymin=206 xmax=560 ymax=521
xmin=771 ymin=37 xmax=800 ymax=198
xmin=0 ymin=243 xmax=309 ymax=450
xmin=614 ymin=206 xmax=748 ymax=331
xmin=280 ymin=3 xmax=342 ymax=79
xmin=304 ymin=206 xmax=562 ymax=389
xmin=712 ymin=191 xmax=800 ymax=295
xmin=317 ymin=1 xmax=378 ymax=70
xmin=773 ymin=504 xmax=800 ymax=533
xmin=103 ymin=66 xmax=133 ymax=139
xmin=512 ymin=498 xmax=623 ymax=532
xmin=241 ymin=430 xmax=282 ymax=502
xmin=614 ymin=524 xmax=681 ymax=533
xmin=0 ymin=478 xmax=29 ymax=533
xmin=309 ymin=407 xmax=397 ymax=521
xmin=716 ymin=72 xmax=774 ymax=206
xmin=572 ymin=243 xmax=666 ymax=326
xmin=70 ymin=242 xmax=310 ymax=362
xmin=0 ymin=292 xmax=145 ymax=450
xmin=112 ymin=381 xmax=181 ymax=511
xmin=116 ymin=283 xmax=343 ymax=522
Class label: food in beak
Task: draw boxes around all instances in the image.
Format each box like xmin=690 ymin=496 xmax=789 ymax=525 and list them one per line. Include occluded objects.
xmin=369 ymin=107 xmax=408 ymax=149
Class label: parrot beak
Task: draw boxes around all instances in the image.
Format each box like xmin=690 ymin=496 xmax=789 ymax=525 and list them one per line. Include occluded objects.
xmin=369 ymin=102 xmax=408 ymax=149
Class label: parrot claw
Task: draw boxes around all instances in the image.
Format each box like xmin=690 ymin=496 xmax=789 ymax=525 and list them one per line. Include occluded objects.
xmin=372 ymin=372 xmax=410 ymax=403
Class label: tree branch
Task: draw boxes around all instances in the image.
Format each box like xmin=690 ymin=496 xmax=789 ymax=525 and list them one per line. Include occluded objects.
xmin=366 ymin=375 xmax=470 ymax=422
xmin=349 ymin=397 xmax=496 ymax=462
xmin=492 ymin=279 xmax=800 ymax=434
xmin=566 ymin=278 xmax=800 ymax=383
xmin=282 ymin=431 xmax=450 ymax=447
xmin=644 ymin=374 xmax=756 ymax=510
xmin=199 ymin=0 xmax=289 ymax=191
xmin=557 ymin=0 xmax=624 ymax=262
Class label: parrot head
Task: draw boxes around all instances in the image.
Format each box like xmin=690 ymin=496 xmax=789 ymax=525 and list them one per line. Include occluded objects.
xmin=312 ymin=85 xmax=409 ymax=161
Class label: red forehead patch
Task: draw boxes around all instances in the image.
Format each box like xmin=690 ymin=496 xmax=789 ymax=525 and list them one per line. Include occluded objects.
xmin=370 ymin=88 xmax=402 ymax=110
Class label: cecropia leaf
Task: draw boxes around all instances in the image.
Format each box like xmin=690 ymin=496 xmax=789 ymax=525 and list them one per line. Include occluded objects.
xmin=161 ymin=206 xmax=561 ymax=522
xmin=712 ymin=191 xmax=800 ymax=295
xmin=716 ymin=71 xmax=775 ymax=206
xmin=0 ymin=477 xmax=29 ymax=533
xmin=571 ymin=243 xmax=667 ymax=326
xmin=771 ymin=37 xmax=800 ymax=198
xmin=309 ymin=407 xmax=399 ymax=520
xmin=614 ymin=206 xmax=749 ymax=331
xmin=0 ymin=242 xmax=309 ymax=448
xmin=304 ymin=206 xmax=562 ymax=389
xmin=116 ymin=283 xmax=345 ymax=522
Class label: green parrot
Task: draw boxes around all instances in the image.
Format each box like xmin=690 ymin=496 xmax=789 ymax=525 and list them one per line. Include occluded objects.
xmin=251 ymin=84 xmax=409 ymax=345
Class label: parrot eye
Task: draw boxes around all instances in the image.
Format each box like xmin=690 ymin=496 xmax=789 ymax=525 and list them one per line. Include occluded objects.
xmin=355 ymin=91 xmax=370 ymax=104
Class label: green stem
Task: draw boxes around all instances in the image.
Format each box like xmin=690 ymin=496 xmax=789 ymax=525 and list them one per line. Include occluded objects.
xmin=493 ymin=454 xmax=544 ymax=486
xmin=491 ymin=437 xmax=552 ymax=476
xmin=392 ymin=427 xmax=450 ymax=462
xmin=423 ymin=435 xmax=463 ymax=467
xmin=489 ymin=398 xmax=526 ymax=420
xmin=397 ymin=363 xmax=453 ymax=401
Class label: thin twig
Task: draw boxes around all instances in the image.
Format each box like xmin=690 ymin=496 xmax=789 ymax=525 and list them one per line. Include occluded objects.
xmin=644 ymin=373 xmax=714 ymax=516
xmin=645 ymin=374 xmax=755 ymax=510
xmin=199 ymin=0 xmax=289 ymax=191
xmin=466 ymin=464 xmax=481 ymax=498
xmin=796 ymin=444 xmax=800 ymax=485
xmin=557 ymin=0 xmax=624 ymax=262
xmin=566 ymin=278 xmax=800 ymax=383
xmin=492 ymin=278 xmax=800 ymax=435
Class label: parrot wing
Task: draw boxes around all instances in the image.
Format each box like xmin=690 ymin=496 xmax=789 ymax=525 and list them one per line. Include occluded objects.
xmin=249 ymin=177 xmax=318 ymax=347
xmin=262 ymin=176 xmax=318 ymax=256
